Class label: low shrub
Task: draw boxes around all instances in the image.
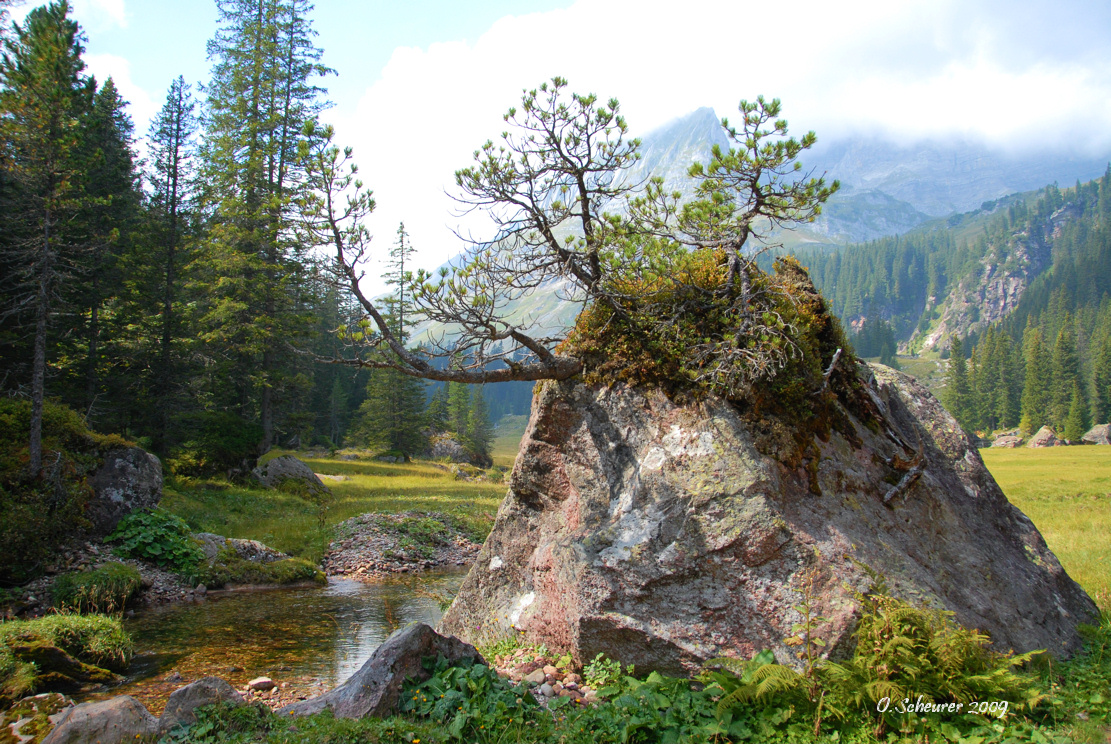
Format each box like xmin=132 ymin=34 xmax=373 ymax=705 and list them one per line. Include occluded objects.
xmin=196 ymin=549 xmax=324 ymax=589
xmin=52 ymin=562 xmax=142 ymax=613
xmin=168 ymin=412 xmax=263 ymax=477
xmin=401 ymin=656 xmax=542 ymax=739
xmin=108 ymin=508 xmax=205 ymax=574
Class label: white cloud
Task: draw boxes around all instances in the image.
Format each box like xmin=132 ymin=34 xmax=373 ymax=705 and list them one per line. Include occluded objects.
xmin=324 ymin=0 xmax=1111 ymax=292
xmin=71 ymin=0 xmax=128 ymax=31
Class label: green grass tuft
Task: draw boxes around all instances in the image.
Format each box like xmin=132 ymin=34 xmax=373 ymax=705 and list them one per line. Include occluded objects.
xmin=52 ymin=561 xmax=142 ymax=614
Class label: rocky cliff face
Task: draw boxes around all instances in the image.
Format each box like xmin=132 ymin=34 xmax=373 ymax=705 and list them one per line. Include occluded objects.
xmin=439 ymin=365 xmax=1096 ymax=675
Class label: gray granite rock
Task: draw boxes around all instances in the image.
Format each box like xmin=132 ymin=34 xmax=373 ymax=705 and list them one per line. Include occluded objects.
xmin=278 ymin=623 xmax=482 ymax=719
xmin=42 ymin=696 xmax=158 ymax=744
xmin=159 ymin=677 xmax=244 ymax=732
xmin=87 ymin=448 xmax=162 ymax=534
xmin=440 ymin=365 xmax=1097 ymax=675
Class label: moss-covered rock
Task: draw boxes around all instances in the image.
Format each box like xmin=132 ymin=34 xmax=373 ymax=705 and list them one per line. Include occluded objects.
xmin=0 ymin=615 xmax=130 ymax=705
xmin=197 ymin=549 xmax=324 ymax=589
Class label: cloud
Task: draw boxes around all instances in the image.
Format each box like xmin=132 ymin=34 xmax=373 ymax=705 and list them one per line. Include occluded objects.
xmin=71 ymin=0 xmax=128 ymax=31
xmin=314 ymin=0 xmax=1111 ymax=290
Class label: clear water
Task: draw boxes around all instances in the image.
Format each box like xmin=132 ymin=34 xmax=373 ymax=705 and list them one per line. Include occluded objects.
xmin=85 ymin=570 xmax=466 ymax=713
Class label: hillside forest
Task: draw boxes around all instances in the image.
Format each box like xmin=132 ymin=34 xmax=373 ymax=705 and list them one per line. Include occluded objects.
xmin=807 ymin=175 xmax=1111 ymax=439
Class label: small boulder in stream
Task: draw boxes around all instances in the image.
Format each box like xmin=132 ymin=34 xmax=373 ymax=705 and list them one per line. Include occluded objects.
xmin=278 ymin=623 xmax=482 ymax=719
xmin=159 ymin=677 xmax=244 ymax=732
xmin=41 ymin=696 xmax=158 ymax=744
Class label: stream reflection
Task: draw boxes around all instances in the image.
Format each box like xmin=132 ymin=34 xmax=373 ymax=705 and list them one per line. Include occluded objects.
xmin=87 ymin=570 xmax=465 ymax=713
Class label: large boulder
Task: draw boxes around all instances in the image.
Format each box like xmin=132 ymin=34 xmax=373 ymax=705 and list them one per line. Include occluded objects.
xmin=159 ymin=677 xmax=244 ymax=732
xmin=86 ymin=448 xmax=162 ymax=534
xmin=439 ymin=365 xmax=1097 ymax=676
xmin=252 ymin=455 xmax=329 ymax=495
xmin=1027 ymin=425 xmax=1061 ymax=448
xmin=426 ymin=433 xmax=493 ymax=468
xmin=279 ymin=623 xmax=483 ymax=719
xmin=1082 ymin=424 xmax=1111 ymax=445
xmin=41 ymin=696 xmax=158 ymax=744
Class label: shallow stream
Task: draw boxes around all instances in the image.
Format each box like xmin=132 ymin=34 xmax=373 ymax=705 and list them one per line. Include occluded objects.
xmin=85 ymin=569 xmax=466 ymax=713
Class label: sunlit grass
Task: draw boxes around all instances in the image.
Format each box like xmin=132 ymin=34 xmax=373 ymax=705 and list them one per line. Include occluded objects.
xmin=490 ymin=414 xmax=529 ymax=468
xmin=162 ymin=453 xmax=505 ymax=564
xmin=982 ymin=446 xmax=1111 ymax=609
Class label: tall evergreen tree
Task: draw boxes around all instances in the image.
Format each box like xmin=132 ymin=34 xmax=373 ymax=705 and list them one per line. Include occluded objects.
xmin=143 ymin=75 xmax=198 ymax=452
xmin=1094 ymin=337 xmax=1111 ymax=425
xmin=348 ymin=368 xmax=426 ymax=458
xmin=1050 ymin=319 xmax=1081 ymax=431
xmin=942 ymin=336 xmax=973 ymax=432
xmin=197 ymin=0 xmax=331 ymax=452
xmin=426 ymin=384 xmax=449 ymax=433
xmin=465 ymin=385 xmax=493 ymax=461
xmin=1020 ymin=326 xmax=1051 ymax=434
xmin=0 ymin=1 xmax=93 ymax=471
xmin=73 ymin=76 xmax=141 ymax=423
xmin=447 ymin=382 xmax=470 ymax=437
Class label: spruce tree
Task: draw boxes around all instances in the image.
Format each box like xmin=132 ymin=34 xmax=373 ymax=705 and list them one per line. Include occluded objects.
xmin=197 ymin=0 xmax=331 ymax=451
xmin=144 ymin=75 xmax=198 ymax=452
xmin=1050 ymin=320 xmax=1081 ymax=431
xmin=1020 ymin=326 xmax=1051 ymax=434
xmin=426 ymin=384 xmax=449 ymax=433
xmin=942 ymin=336 xmax=973 ymax=432
xmin=1064 ymin=382 xmax=1089 ymax=442
xmin=447 ymin=382 xmax=470 ymax=438
xmin=1094 ymin=337 xmax=1111 ymax=425
xmin=0 ymin=1 xmax=94 ymax=471
xmin=466 ymin=385 xmax=493 ymax=461
xmin=348 ymin=368 xmax=426 ymax=458
xmin=73 ymin=76 xmax=141 ymax=424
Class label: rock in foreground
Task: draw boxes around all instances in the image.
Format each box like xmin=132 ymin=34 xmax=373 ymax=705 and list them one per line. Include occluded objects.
xmin=440 ymin=365 xmax=1097 ymax=675
xmin=42 ymin=696 xmax=158 ymax=744
xmin=279 ymin=623 xmax=482 ymax=719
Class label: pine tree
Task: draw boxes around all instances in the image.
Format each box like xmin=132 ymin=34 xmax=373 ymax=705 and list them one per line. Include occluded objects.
xmin=1063 ymin=382 xmax=1089 ymax=442
xmin=1094 ymin=337 xmax=1111 ymax=425
xmin=1020 ymin=326 xmax=1051 ymax=434
xmin=0 ymin=1 xmax=94 ymax=471
xmin=196 ymin=0 xmax=331 ymax=451
xmin=73 ymin=76 xmax=141 ymax=424
xmin=1050 ymin=320 xmax=1081 ymax=431
xmin=143 ymin=75 xmax=198 ymax=452
xmin=447 ymin=382 xmax=470 ymax=437
xmin=466 ymin=385 xmax=493 ymax=461
xmin=384 ymin=222 xmax=416 ymax=338
xmin=942 ymin=336 xmax=973 ymax=432
xmin=348 ymin=368 xmax=426 ymax=458
xmin=426 ymin=384 xmax=449 ymax=433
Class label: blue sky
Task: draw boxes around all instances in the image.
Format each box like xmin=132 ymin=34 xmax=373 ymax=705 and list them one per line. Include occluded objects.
xmin=11 ymin=0 xmax=1111 ymax=286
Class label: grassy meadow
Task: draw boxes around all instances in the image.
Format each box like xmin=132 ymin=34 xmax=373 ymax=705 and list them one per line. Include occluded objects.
xmin=162 ymin=453 xmax=506 ymax=563
xmin=981 ymin=446 xmax=1111 ymax=610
